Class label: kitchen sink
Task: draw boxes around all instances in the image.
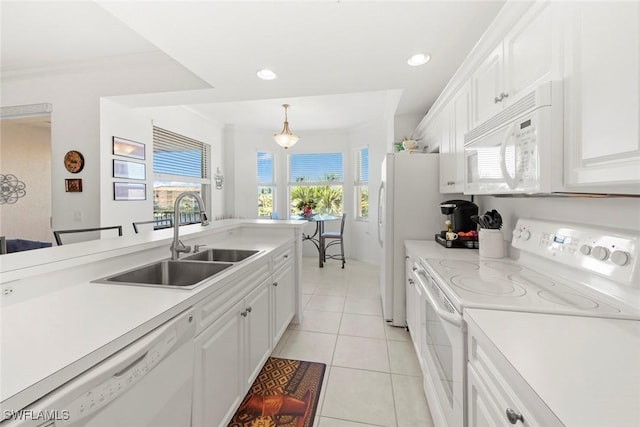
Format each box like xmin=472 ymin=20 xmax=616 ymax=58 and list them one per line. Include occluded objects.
xmin=183 ymin=248 xmax=260 ymax=263
xmin=93 ymin=260 xmax=233 ymax=289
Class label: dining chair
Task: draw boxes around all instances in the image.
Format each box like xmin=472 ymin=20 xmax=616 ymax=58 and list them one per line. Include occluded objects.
xmin=132 ymin=218 xmax=173 ymax=234
xmin=320 ymin=213 xmax=346 ymax=268
xmin=53 ymin=225 xmax=123 ymax=246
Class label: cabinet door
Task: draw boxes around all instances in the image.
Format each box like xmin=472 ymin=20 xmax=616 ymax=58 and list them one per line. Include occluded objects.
xmin=439 ymin=104 xmax=455 ymax=192
xmin=272 ymin=261 xmax=295 ymax=344
xmin=245 ymin=280 xmax=272 ymax=388
xmin=467 ymin=366 xmax=504 ymax=427
xmin=471 ymin=45 xmax=504 ymax=127
xmin=193 ymin=300 xmax=244 ymax=427
xmin=451 ymin=82 xmax=471 ymax=192
xmin=563 ymin=1 xmax=640 ymax=193
xmin=503 ymin=1 xmax=553 ymax=105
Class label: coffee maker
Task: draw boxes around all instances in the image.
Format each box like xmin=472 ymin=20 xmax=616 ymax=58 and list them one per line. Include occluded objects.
xmin=436 ymin=199 xmax=479 ymax=248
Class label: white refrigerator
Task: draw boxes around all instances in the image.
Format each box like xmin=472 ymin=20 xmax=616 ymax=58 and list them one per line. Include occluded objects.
xmin=378 ymin=152 xmax=445 ymax=326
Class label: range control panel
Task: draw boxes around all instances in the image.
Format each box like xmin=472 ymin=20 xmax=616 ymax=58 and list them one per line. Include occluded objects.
xmin=512 ymin=219 xmax=638 ymax=287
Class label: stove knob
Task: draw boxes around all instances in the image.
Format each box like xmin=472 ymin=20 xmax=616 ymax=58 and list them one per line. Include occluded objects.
xmin=579 ymin=244 xmax=592 ymax=255
xmin=519 ymin=230 xmax=531 ymax=241
xmin=610 ymin=250 xmax=630 ymax=266
xmin=591 ymin=246 xmax=610 ymax=261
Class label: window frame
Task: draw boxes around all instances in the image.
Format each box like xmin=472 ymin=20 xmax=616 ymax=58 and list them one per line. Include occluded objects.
xmin=257 ymin=150 xmax=276 ymax=218
xmin=354 ymin=146 xmax=369 ymax=221
xmin=287 ymin=151 xmax=345 ymax=217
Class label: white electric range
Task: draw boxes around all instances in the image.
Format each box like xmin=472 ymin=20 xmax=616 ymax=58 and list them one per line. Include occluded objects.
xmin=411 ymin=218 xmax=640 ymax=427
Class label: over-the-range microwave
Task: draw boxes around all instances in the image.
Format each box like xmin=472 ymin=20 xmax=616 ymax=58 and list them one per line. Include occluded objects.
xmin=464 ymin=81 xmax=563 ymax=195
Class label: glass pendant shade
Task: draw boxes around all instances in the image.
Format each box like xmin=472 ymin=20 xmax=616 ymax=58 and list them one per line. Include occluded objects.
xmin=274 ymin=104 xmax=299 ymax=149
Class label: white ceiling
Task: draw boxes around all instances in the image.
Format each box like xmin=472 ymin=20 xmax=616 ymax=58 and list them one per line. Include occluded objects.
xmin=1 ymin=0 xmax=505 ymax=132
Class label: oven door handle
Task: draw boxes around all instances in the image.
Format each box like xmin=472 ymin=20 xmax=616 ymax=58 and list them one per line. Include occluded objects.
xmin=415 ymin=268 xmax=462 ymax=327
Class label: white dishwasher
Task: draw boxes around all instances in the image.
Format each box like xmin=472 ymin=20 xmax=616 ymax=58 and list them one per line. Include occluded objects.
xmin=3 ymin=308 xmax=196 ymax=427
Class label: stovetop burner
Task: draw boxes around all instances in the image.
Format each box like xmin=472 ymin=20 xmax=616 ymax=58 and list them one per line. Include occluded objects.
xmin=422 ymin=256 xmax=632 ymax=318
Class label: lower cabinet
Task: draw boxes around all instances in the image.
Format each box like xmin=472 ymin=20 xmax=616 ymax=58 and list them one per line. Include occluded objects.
xmin=466 ymin=315 xmax=563 ymax=427
xmin=272 ymin=259 xmax=295 ymax=344
xmin=192 ymin=279 xmax=272 ymax=427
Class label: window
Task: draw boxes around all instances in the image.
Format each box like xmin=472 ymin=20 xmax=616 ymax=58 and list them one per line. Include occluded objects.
xmin=355 ymin=147 xmax=369 ymax=220
xmin=288 ymin=152 xmax=343 ymax=216
xmin=153 ymin=127 xmax=210 ymax=225
xmin=257 ymin=151 xmax=275 ymax=217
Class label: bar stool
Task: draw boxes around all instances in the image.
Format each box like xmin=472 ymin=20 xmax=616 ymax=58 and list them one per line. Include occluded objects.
xmin=320 ymin=213 xmax=346 ymax=268
xmin=53 ymin=225 xmax=122 ymax=246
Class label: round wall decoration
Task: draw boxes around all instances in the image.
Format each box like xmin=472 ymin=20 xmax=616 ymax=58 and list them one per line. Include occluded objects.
xmin=0 ymin=174 xmax=27 ymax=204
xmin=64 ymin=150 xmax=85 ymax=173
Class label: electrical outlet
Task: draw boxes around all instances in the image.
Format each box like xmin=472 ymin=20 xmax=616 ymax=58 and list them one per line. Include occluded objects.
xmin=3 ymin=286 xmax=14 ymax=296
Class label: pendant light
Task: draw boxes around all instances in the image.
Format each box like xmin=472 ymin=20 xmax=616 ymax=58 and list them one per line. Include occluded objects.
xmin=273 ymin=104 xmax=299 ymax=149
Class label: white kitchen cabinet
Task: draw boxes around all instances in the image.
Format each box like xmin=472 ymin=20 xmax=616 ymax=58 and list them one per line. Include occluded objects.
xmin=466 ymin=314 xmax=563 ymax=427
xmin=193 ymin=298 xmax=244 ymax=427
xmin=440 ymin=82 xmax=471 ymax=193
xmin=471 ymin=1 xmax=553 ymax=128
xmin=192 ymin=275 xmax=273 ymax=427
xmin=271 ymin=256 xmax=295 ymax=344
xmin=405 ymin=252 xmax=426 ymax=375
xmin=244 ymin=280 xmax=272 ymax=389
xmin=561 ymin=1 xmax=640 ymax=193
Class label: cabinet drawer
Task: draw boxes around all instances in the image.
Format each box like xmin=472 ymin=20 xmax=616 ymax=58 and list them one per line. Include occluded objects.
xmin=195 ymin=261 xmax=270 ymax=334
xmin=272 ymin=244 xmax=293 ymax=273
xmin=467 ymin=318 xmax=562 ymax=427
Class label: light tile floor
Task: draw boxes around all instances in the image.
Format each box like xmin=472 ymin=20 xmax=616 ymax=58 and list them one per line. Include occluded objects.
xmin=271 ymin=257 xmax=436 ymax=427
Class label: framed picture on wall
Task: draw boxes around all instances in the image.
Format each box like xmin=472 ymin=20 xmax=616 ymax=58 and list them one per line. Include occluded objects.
xmin=113 ymin=182 xmax=146 ymax=201
xmin=65 ymin=178 xmax=83 ymax=192
xmin=113 ymin=159 xmax=146 ymax=180
xmin=112 ymin=136 xmax=145 ymax=160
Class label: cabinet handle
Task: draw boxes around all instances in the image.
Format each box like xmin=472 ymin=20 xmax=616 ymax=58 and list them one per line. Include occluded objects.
xmin=505 ymin=408 xmax=524 ymax=424
xmin=494 ymin=96 xmax=502 ymax=104
xmin=283 ymin=254 xmax=289 ymax=259
xmin=246 ymin=306 xmax=252 ymax=313
xmin=273 ymin=281 xmax=278 ymax=287
xmin=240 ymin=309 xmax=248 ymax=317
xmin=408 ymin=278 xmax=415 ymax=285
xmin=501 ymin=92 xmax=509 ymax=100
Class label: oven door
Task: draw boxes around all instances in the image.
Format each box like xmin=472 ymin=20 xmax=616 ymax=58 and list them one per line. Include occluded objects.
xmin=414 ymin=265 xmax=465 ymax=427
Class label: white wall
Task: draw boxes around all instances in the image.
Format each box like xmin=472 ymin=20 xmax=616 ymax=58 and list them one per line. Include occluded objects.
xmin=0 ymin=120 xmax=51 ymax=242
xmin=0 ymin=52 xmax=210 ymax=233
xmin=99 ymin=101 xmax=226 ymax=236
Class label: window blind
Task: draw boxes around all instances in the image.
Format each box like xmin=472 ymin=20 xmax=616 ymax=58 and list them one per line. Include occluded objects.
xmin=356 ymin=148 xmax=369 ymax=184
xmin=153 ymin=127 xmax=209 ymax=179
xmin=289 ymin=153 xmax=343 ymax=183
xmin=257 ymin=152 xmax=274 ymax=184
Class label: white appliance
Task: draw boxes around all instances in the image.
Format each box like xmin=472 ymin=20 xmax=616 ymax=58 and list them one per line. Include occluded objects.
xmin=415 ymin=219 xmax=639 ymax=427
xmin=464 ymin=81 xmax=563 ymax=195
xmin=377 ymin=153 xmax=460 ymax=326
xmin=4 ymin=309 xmax=196 ymax=427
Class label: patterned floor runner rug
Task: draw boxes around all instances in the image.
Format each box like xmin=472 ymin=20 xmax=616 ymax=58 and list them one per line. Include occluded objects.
xmin=228 ymin=357 xmax=326 ymax=427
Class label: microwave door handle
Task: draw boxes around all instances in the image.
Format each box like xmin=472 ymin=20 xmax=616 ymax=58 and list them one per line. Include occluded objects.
xmin=377 ymin=182 xmax=384 ymax=247
xmin=415 ymin=269 xmax=462 ymax=327
xmin=500 ymin=122 xmax=519 ymax=190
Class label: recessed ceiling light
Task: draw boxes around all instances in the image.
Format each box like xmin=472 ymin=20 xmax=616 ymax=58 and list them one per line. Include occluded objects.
xmin=257 ymin=69 xmax=277 ymax=80
xmin=407 ymin=53 xmax=431 ymax=67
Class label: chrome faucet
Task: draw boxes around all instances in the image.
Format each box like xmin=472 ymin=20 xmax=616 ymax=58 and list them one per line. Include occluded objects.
xmin=171 ymin=191 xmax=210 ymax=260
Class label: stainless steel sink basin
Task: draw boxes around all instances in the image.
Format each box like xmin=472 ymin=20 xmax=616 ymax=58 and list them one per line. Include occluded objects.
xmin=93 ymin=260 xmax=233 ymax=289
xmin=183 ymin=248 xmax=260 ymax=263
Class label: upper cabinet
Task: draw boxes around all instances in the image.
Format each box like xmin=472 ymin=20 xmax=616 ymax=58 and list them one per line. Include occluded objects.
xmin=471 ymin=1 xmax=553 ymax=128
xmin=561 ymin=1 xmax=640 ymax=193
xmin=440 ymin=82 xmax=471 ymax=193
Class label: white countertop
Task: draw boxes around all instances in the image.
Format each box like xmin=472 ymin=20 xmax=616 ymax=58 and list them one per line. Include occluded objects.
xmin=465 ymin=308 xmax=640 ymax=427
xmin=0 ymin=220 xmax=304 ymax=415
